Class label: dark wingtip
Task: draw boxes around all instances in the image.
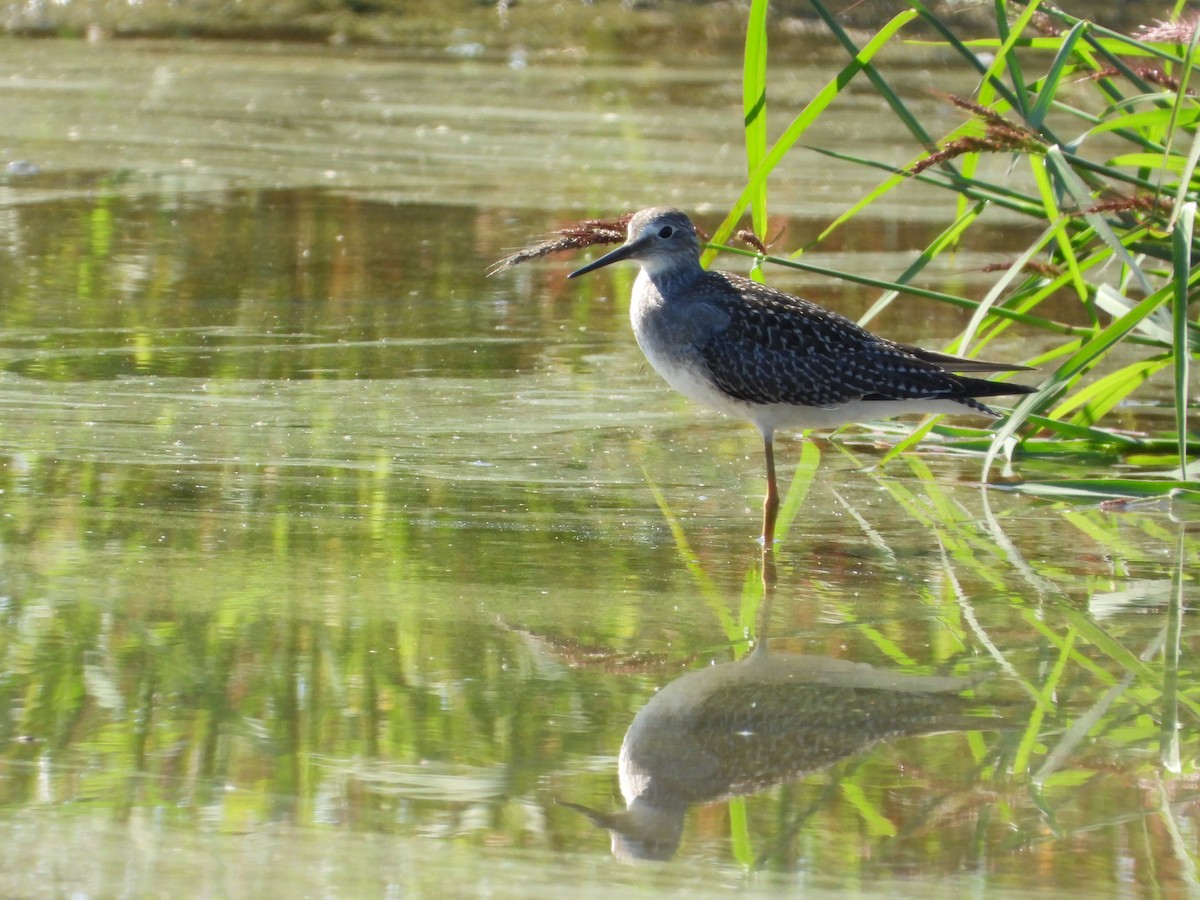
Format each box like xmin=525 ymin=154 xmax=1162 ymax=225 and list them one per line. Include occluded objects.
xmin=954 ymin=376 xmax=1041 ymax=402
xmin=904 ymin=346 xmax=1039 ymax=374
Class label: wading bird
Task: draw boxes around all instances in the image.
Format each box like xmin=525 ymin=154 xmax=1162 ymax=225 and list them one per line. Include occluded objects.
xmin=496 ymin=207 xmax=1036 ymax=545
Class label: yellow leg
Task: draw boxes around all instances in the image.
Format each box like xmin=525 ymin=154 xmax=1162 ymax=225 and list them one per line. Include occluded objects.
xmin=762 ymin=435 xmax=779 ymax=547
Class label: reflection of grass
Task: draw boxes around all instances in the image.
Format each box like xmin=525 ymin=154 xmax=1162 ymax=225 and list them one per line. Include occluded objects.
xmin=887 ymin=464 xmax=1199 ymax=842
xmin=772 ymin=440 xmax=820 ymax=545
xmin=816 ymin=466 xmax=1199 ymax=877
xmin=3 ymin=428 xmax=1198 ymax=880
xmin=640 ymin=437 xmax=820 ymax=648
xmin=642 ymin=463 xmax=759 ymax=653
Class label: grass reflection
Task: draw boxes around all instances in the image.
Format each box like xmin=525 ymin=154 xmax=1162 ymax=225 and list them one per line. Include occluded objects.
xmin=612 ymin=452 xmax=1200 ymax=881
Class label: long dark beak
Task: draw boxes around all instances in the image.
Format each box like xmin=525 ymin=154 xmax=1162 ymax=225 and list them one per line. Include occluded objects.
xmin=567 ymin=238 xmax=644 ymax=278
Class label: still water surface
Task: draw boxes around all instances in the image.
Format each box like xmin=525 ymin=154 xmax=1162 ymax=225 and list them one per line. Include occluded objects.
xmin=0 ymin=33 xmax=1197 ymax=897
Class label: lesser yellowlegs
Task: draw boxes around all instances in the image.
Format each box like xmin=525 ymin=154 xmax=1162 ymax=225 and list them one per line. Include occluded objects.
xmin=566 ymin=207 xmax=1037 ymax=546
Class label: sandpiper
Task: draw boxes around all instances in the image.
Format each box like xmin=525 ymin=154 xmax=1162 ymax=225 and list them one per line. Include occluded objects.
xmin=567 ymin=207 xmax=1036 ymax=545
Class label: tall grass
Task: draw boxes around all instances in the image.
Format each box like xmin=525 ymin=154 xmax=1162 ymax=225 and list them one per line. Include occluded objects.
xmin=720 ymin=0 xmax=1200 ymax=499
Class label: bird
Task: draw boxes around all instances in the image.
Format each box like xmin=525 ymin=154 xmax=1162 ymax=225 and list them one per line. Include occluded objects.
xmin=561 ymin=643 xmax=1002 ymax=861
xmin=567 ymin=207 xmax=1037 ymax=546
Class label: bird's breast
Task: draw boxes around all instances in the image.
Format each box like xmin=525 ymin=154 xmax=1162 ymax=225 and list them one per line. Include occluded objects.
xmin=628 ymin=285 xmax=765 ymax=425
xmin=630 ymin=275 xmax=726 ymax=362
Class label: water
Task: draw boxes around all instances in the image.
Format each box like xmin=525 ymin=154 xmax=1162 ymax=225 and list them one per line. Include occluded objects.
xmin=0 ymin=34 xmax=1197 ymax=898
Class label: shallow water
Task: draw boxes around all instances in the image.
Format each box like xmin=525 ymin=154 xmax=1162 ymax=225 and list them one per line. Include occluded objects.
xmin=0 ymin=32 xmax=1197 ymax=898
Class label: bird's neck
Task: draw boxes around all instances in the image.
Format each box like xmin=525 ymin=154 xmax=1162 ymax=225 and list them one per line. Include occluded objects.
xmin=638 ymin=261 xmax=705 ymax=299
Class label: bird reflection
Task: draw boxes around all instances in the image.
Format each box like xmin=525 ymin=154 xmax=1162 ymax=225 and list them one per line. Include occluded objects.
xmin=563 ymin=643 xmax=1001 ymax=861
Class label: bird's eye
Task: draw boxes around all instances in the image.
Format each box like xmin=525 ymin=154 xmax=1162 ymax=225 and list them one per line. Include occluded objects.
xmin=658 ymin=226 xmax=674 ymax=239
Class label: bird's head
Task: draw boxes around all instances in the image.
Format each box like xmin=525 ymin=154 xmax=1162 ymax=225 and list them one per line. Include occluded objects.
xmin=568 ymin=207 xmax=702 ymax=281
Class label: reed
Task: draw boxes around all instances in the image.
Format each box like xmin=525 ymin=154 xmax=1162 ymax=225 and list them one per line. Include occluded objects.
xmin=723 ymin=0 xmax=1200 ymax=499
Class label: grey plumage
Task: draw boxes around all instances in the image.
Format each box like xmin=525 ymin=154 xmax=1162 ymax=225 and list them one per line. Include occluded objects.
xmin=563 ymin=206 xmax=1038 ymax=544
xmin=689 ymin=269 xmax=1011 ymax=413
xmin=571 ymin=208 xmax=1033 ymax=417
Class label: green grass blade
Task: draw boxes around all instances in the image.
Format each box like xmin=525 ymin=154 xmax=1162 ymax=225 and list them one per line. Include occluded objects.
xmin=876 ymin=415 xmax=939 ymax=467
xmin=945 ymin=30 xmax=1184 ymax=66
xmin=1165 ymin=21 xmax=1200 ymax=223
xmin=703 ymin=8 xmax=919 ymax=265
xmin=859 ymin=202 xmax=986 ymax=327
xmin=988 ymin=0 xmax=1043 ymax=123
xmin=906 ymin=0 xmax=1036 ymax=131
xmin=739 ymin=567 xmax=765 ymax=645
xmin=1171 ymin=200 xmax=1194 ymax=479
xmin=1048 ymin=357 xmax=1171 ymax=425
xmin=840 ymin=782 xmax=897 ymax=837
xmin=996 ymin=479 xmax=1200 ymax=501
xmin=1029 ymin=20 xmax=1088 ymax=132
xmin=1095 ymin=282 xmax=1200 ymax=351
xmin=1023 ymin=413 xmax=1146 ymax=446
xmin=729 ymin=797 xmax=753 ymax=866
xmin=984 ymin=282 xmax=1175 ymax=476
xmin=1162 ymin=532 xmax=1185 ymax=772
xmin=809 ymin=0 xmax=935 ymax=149
xmin=957 ymin=215 xmax=1063 ymax=354
xmin=1089 ymin=106 xmax=1200 ymax=137
xmin=773 ymin=440 xmax=819 ymax=544
xmin=1050 ymin=288 xmax=1173 ymax=383
xmin=1094 ymin=285 xmax=1162 ymax=345
xmin=1012 ymin=624 xmax=1074 ymax=774
xmin=1044 ymin=145 xmax=1154 ymax=296
xmin=1029 ymin=151 xmax=1088 ymax=302
xmin=1108 ymin=150 xmax=1199 ymax=173
xmin=742 ymin=0 xmax=770 ymax=236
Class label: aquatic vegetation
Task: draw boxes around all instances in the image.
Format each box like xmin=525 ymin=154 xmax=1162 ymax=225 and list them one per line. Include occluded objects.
xmin=723 ymin=0 xmax=1200 ymax=500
